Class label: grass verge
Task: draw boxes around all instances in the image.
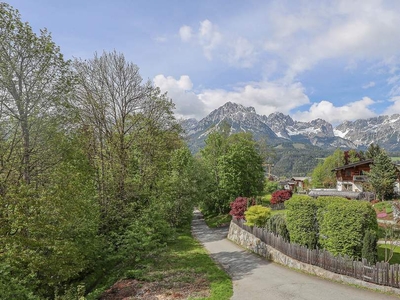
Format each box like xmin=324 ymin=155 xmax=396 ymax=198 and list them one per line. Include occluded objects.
xmin=203 ymin=213 xmax=232 ymax=228
xmin=86 ymin=226 xmax=232 ymax=300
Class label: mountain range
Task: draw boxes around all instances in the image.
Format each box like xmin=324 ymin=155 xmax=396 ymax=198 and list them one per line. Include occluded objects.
xmin=181 ymin=102 xmax=400 ymax=153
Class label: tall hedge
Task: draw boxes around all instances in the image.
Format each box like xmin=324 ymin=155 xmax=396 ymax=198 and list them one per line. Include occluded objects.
xmin=285 ymin=195 xmax=318 ymax=248
xmin=318 ymin=198 xmax=377 ymax=258
xmin=266 ymin=214 xmax=290 ymax=241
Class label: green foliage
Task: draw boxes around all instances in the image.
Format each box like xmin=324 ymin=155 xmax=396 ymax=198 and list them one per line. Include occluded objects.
xmin=311 ymin=149 xmax=344 ymax=188
xmin=155 ymin=147 xmax=199 ymax=228
xmin=266 ymin=214 xmax=290 ymax=241
xmin=244 ymin=205 xmax=271 ymax=227
xmin=119 ymin=208 xmax=173 ymax=264
xmin=263 ymin=179 xmax=279 ymax=194
xmin=318 ymin=199 xmax=377 ymax=258
xmin=201 ymin=131 xmax=265 ymax=214
xmin=366 ymin=143 xmax=383 ymax=159
xmin=368 ymin=151 xmax=398 ymax=201
xmin=284 ymin=195 xmax=318 ymax=248
xmin=362 ymin=230 xmax=378 ymax=264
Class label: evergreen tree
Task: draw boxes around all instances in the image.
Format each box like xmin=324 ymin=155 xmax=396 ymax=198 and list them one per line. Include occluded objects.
xmin=369 ymin=151 xmax=398 ymax=201
xmin=362 ymin=229 xmax=378 ymax=264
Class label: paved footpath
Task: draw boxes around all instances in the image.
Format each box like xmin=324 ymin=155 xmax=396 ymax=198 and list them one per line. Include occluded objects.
xmin=192 ymin=210 xmax=399 ymax=300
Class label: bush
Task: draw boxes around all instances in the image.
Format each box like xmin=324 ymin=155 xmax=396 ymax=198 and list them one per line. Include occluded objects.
xmin=244 ymin=205 xmax=271 ymax=227
xmin=266 ymin=214 xmax=290 ymax=241
xmin=318 ymin=199 xmax=377 ymax=258
xmin=285 ymin=195 xmax=318 ymax=248
xmin=264 ymin=180 xmax=279 ymax=195
xmin=362 ymin=229 xmax=378 ymax=264
xmin=229 ymin=197 xmax=253 ymax=219
xmin=270 ymin=190 xmax=292 ymax=205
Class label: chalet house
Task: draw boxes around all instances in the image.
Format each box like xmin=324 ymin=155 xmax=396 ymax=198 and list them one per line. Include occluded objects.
xmin=280 ymin=177 xmax=311 ymax=191
xmin=291 ymin=177 xmax=311 ymax=191
xmin=332 ymin=159 xmax=373 ymax=192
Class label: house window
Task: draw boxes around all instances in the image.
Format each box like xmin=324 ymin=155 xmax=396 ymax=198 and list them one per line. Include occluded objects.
xmin=343 ymin=184 xmax=352 ymax=191
xmin=345 ymin=170 xmax=351 ymax=176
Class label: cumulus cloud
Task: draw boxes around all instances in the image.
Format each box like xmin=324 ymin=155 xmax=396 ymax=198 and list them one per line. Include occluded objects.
xmin=199 ymin=81 xmax=309 ymax=116
xmin=179 ymin=25 xmax=192 ymax=42
xmin=198 ymin=19 xmax=222 ymax=60
xmin=260 ymin=1 xmax=400 ymax=83
xmin=226 ymin=37 xmax=256 ymax=68
xmin=153 ymin=74 xmax=310 ymax=119
xmin=383 ymin=96 xmax=400 ymax=115
xmin=362 ymin=81 xmax=375 ymax=89
xmin=178 ymin=19 xmax=258 ymax=66
xmin=292 ymin=97 xmax=376 ymax=124
xmin=153 ymin=74 xmax=206 ymax=119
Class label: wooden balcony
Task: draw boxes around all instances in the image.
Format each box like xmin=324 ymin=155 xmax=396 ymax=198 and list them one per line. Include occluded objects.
xmin=353 ymin=175 xmax=368 ymax=182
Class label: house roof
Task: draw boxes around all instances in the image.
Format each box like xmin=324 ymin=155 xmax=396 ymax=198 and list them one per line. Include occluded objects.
xmin=308 ymin=190 xmax=361 ymax=199
xmin=331 ymin=159 xmax=374 ymax=171
xmin=291 ymin=176 xmax=311 ymax=181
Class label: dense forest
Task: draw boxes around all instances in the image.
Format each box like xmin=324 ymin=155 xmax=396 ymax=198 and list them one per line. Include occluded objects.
xmin=0 ymin=4 xmax=266 ymax=299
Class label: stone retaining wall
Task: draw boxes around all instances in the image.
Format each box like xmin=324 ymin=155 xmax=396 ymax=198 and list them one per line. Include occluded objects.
xmin=227 ymin=221 xmax=400 ymax=295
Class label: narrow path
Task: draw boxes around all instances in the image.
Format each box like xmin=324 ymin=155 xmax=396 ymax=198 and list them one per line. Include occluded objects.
xmin=191 ymin=210 xmax=399 ymax=300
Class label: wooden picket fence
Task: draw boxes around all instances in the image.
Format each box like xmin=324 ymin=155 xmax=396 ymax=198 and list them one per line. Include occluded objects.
xmin=233 ymin=218 xmax=400 ymax=288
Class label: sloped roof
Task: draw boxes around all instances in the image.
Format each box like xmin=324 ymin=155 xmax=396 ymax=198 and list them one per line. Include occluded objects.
xmin=308 ymin=190 xmax=361 ymax=199
xmin=291 ymin=177 xmax=311 ymax=181
xmin=331 ymin=159 xmax=374 ymax=171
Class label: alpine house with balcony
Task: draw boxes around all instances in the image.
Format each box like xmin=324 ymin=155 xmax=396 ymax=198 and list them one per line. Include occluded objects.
xmin=332 ymin=159 xmax=373 ymax=192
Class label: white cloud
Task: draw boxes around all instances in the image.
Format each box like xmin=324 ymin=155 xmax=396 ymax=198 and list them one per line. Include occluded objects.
xmin=362 ymin=81 xmax=375 ymax=89
xmin=199 ymin=81 xmax=310 ymax=116
xmin=261 ymin=1 xmax=400 ymax=82
xmin=384 ymin=96 xmax=400 ymax=115
xmin=198 ymin=19 xmax=222 ymax=60
xmin=293 ymin=97 xmax=376 ymax=124
xmin=153 ymin=74 xmax=206 ymax=119
xmin=154 ymin=74 xmax=310 ymax=119
xmin=226 ymin=37 xmax=256 ymax=68
xmin=178 ymin=19 xmax=258 ymax=66
xmin=154 ymin=36 xmax=167 ymax=43
xmin=179 ymin=25 xmax=192 ymax=42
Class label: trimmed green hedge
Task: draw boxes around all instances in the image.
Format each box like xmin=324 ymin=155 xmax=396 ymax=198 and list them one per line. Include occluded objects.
xmin=285 ymin=195 xmax=378 ymax=259
xmin=285 ymin=195 xmax=318 ymax=248
xmin=317 ymin=198 xmax=377 ymax=258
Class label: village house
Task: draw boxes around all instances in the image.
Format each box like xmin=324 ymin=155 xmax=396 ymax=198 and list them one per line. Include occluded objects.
xmin=332 ymin=159 xmax=373 ymax=192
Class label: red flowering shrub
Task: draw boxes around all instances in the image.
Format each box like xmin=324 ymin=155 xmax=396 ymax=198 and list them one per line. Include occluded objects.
xmin=229 ymin=197 xmax=254 ymax=219
xmin=270 ymin=190 xmax=292 ymax=205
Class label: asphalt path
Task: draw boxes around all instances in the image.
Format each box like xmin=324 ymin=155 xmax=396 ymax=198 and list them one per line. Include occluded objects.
xmin=191 ymin=211 xmax=399 ymax=300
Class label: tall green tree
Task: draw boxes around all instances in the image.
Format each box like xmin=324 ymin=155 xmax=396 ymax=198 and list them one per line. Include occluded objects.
xmin=0 ymin=3 xmax=71 ymax=186
xmin=311 ymin=149 xmax=344 ymax=188
xmin=365 ymin=143 xmax=383 ymax=159
xmin=201 ymin=131 xmax=265 ymax=213
xmin=368 ymin=151 xmax=397 ymax=201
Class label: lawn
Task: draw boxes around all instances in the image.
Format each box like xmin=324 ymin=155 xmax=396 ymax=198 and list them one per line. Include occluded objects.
xmin=86 ymin=227 xmax=233 ymax=299
xmin=378 ymin=244 xmax=400 ymax=264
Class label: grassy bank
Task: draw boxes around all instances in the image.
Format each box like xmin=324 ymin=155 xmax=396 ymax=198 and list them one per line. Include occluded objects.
xmin=86 ymin=226 xmax=232 ymax=299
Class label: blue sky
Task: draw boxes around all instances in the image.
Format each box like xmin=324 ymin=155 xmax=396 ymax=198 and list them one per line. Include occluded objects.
xmin=7 ymin=0 xmax=400 ymax=124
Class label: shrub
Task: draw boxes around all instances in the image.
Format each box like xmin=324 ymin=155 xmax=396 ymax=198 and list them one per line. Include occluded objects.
xmin=362 ymin=229 xmax=378 ymax=264
xmin=270 ymin=190 xmax=292 ymax=205
xmin=244 ymin=205 xmax=271 ymax=227
xmin=264 ymin=180 xmax=279 ymax=195
xmin=229 ymin=197 xmax=253 ymax=219
xmin=285 ymin=195 xmax=318 ymax=248
xmin=266 ymin=214 xmax=290 ymax=241
xmin=318 ymin=199 xmax=377 ymax=258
